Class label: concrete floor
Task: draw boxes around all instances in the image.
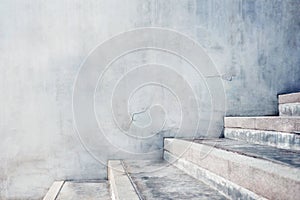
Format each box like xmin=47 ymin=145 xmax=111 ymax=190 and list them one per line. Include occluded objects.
xmin=55 ymin=181 xmax=110 ymax=200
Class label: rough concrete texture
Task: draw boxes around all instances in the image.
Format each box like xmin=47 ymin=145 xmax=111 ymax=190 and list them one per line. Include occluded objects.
xmin=279 ymin=103 xmax=300 ymax=116
xmin=1 ymin=0 xmax=300 ymax=199
xmin=194 ymin=138 xmax=300 ymax=168
xmin=224 ymin=116 xmax=300 ymax=133
xmin=55 ymin=181 xmax=111 ymax=200
xmin=123 ymin=160 xmax=227 ymax=200
xmin=279 ymin=92 xmax=300 ymax=104
xmin=164 ymin=138 xmax=300 ymax=200
xmin=225 ymin=128 xmax=300 ymax=150
xmin=164 ymin=151 xmax=266 ymax=200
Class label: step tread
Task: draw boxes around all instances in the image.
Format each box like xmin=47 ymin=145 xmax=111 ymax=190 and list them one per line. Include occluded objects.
xmin=193 ymin=138 xmax=300 ymax=168
xmin=279 ymin=92 xmax=300 ymax=104
xmin=164 ymin=138 xmax=300 ymax=200
xmin=123 ymin=160 xmax=228 ymax=200
xmin=225 ymin=116 xmax=300 ymax=133
xmin=55 ymin=181 xmax=111 ymax=200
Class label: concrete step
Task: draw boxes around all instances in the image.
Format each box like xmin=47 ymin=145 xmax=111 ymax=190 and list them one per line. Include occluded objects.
xmin=108 ymin=160 xmax=140 ymax=200
xmin=279 ymin=92 xmax=300 ymax=104
xmin=224 ymin=116 xmax=300 ymax=149
xmin=279 ymin=103 xmax=300 ymax=116
xmin=44 ymin=180 xmax=111 ymax=200
xmin=279 ymin=92 xmax=300 ymax=116
xmin=43 ymin=181 xmax=64 ymax=200
xmin=197 ymin=138 xmax=300 ymax=168
xmin=224 ymin=128 xmax=300 ymax=150
xmin=224 ymin=116 xmax=300 ymax=133
xmin=122 ymin=160 xmax=228 ymax=200
xmin=164 ymin=138 xmax=300 ymax=200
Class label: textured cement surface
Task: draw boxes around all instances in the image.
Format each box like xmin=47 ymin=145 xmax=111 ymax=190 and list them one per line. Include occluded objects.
xmin=163 ymin=151 xmax=266 ymax=200
xmin=194 ymin=138 xmax=300 ymax=168
xmin=1 ymin=0 xmax=300 ymax=199
xmin=164 ymin=138 xmax=300 ymax=200
xmin=123 ymin=160 xmax=227 ymax=200
xmin=279 ymin=103 xmax=300 ymax=116
xmin=55 ymin=181 xmax=111 ymax=200
xmin=108 ymin=160 xmax=140 ymax=200
xmin=279 ymin=92 xmax=300 ymax=104
xmin=224 ymin=116 xmax=300 ymax=133
xmin=224 ymin=128 xmax=300 ymax=150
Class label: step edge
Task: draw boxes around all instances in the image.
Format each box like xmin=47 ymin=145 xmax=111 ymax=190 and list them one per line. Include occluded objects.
xmin=108 ymin=160 xmax=140 ymax=200
xmin=224 ymin=127 xmax=300 ymax=151
xmin=164 ymin=138 xmax=300 ymax=200
xmin=164 ymin=138 xmax=300 ymax=181
xmin=43 ymin=181 xmax=65 ymax=200
xmin=164 ymin=150 xmax=268 ymax=200
xmin=279 ymin=92 xmax=300 ymax=104
xmin=224 ymin=116 xmax=300 ymax=133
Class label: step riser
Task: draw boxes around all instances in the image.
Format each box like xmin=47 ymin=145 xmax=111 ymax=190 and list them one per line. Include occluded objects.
xmin=224 ymin=128 xmax=300 ymax=150
xmin=164 ymin=138 xmax=300 ymax=200
xmin=164 ymin=151 xmax=265 ymax=200
xmin=279 ymin=103 xmax=300 ymax=116
xmin=225 ymin=117 xmax=300 ymax=133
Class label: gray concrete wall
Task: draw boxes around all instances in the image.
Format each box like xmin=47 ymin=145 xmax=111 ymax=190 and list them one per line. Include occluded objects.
xmin=0 ymin=0 xmax=299 ymax=199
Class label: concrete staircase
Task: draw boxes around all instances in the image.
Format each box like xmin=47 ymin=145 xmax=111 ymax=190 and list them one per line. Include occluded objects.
xmin=44 ymin=92 xmax=300 ymax=200
xmin=279 ymin=92 xmax=300 ymax=116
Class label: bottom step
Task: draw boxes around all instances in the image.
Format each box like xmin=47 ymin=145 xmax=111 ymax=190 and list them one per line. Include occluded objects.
xmin=121 ymin=160 xmax=228 ymax=200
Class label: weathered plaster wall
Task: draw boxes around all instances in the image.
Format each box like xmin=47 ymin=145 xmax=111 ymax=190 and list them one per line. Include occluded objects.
xmin=0 ymin=0 xmax=299 ymax=199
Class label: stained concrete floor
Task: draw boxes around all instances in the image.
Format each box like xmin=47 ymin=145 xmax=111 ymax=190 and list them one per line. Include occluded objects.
xmin=55 ymin=181 xmax=111 ymax=200
xmin=123 ymin=160 xmax=228 ymax=200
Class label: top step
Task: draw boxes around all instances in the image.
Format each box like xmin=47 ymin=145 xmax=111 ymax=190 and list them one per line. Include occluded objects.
xmin=279 ymin=92 xmax=300 ymax=104
xmin=225 ymin=116 xmax=300 ymax=133
xmin=278 ymin=92 xmax=300 ymax=116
